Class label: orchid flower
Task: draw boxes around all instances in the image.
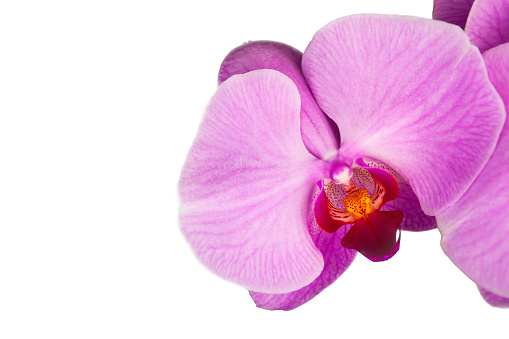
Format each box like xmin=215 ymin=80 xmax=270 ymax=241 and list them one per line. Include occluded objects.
xmin=433 ymin=0 xmax=509 ymax=308
xmin=178 ymin=15 xmax=505 ymax=310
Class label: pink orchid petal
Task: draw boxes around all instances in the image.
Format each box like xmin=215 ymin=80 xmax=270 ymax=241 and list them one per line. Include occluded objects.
xmin=432 ymin=0 xmax=475 ymax=28
xmin=465 ymin=0 xmax=509 ymax=53
xmin=436 ymin=43 xmax=509 ymax=299
xmin=479 ymin=287 xmax=509 ymax=308
xmin=249 ymin=185 xmax=356 ymax=311
xmin=354 ymin=158 xmax=437 ymax=232
xmin=218 ymin=41 xmax=340 ymax=159
xmin=302 ymin=15 xmax=505 ymax=216
xmin=179 ymin=70 xmax=328 ymax=294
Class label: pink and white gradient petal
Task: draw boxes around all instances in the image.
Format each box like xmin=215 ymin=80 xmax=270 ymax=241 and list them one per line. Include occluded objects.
xmin=432 ymin=0 xmax=475 ymax=28
xmin=179 ymin=70 xmax=328 ymax=293
xmin=465 ymin=0 xmax=509 ymax=53
xmin=436 ymin=43 xmax=509 ymax=301
xmin=302 ymin=15 xmax=505 ymax=216
xmin=218 ymin=41 xmax=340 ymax=159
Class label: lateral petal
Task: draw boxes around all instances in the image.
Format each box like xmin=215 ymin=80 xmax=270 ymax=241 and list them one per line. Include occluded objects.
xmin=218 ymin=41 xmax=340 ymax=159
xmin=179 ymin=70 xmax=327 ymax=293
xmin=436 ymin=43 xmax=509 ymax=299
xmin=465 ymin=0 xmax=509 ymax=53
xmin=302 ymin=15 xmax=505 ymax=215
xmin=432 ymin=0 xmax=475 ymax=28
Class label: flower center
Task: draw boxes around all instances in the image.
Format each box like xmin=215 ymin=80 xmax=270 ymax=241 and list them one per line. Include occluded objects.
xmin=314 ymin=160 xmax=404 ymax=262
xmin=341 ymin=183 xmax=372 ymax=217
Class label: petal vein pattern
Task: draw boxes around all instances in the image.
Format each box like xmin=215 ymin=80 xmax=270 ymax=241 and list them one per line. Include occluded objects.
xmin=179 ymin=70 xmax=327 ymax=294
xmin=302 ymin=15 xmax=505 ymax=215
xmin=249 ymin=184 xmax=356 ymax=311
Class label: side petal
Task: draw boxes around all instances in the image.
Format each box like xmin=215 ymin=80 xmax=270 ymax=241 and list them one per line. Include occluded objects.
xmin=436 ymin=43 xmax=509 ymax=299
xmin=250 ymin=184 xmax=356 ymax=311
xmin=218 ymin=41 xmax=340 ymax=159
xmin=302 ymin=15 xmax=505 ymax=216
xmin=353 ymin=158 xmax=437 ymax=232
xmin=479 ymin=287 xmax=509 ymax=308
xmin=179 ymin=70 xmax=328 ymax=294
xmin=465 ymin=0 xmax=509 ymax=53
xmin=432 ymin=0 xmax=475 ymax=28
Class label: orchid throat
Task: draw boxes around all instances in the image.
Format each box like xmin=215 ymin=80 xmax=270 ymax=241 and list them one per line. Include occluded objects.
xmin=314 ymin=158 xmax=404 ymax=262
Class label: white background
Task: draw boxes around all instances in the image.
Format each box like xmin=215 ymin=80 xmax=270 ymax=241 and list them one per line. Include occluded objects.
xmin=0 ymin=0 xmax=507 ymax=338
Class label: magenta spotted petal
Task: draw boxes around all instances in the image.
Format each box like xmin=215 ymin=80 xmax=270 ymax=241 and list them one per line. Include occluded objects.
xmin=432 ymin=0 xmax=475 ymax=28
xmin=218 ymin=41 xmax=340 ymax=159
xmin=302 ymin=15 xmax=505 ymax=216
xmin=436 ymin=43 xmax=509 ymax=302
xmin=466 ymin=0 xmax=509 ymax=53
xmin=179 ymin=69 xmax=328 ymax=293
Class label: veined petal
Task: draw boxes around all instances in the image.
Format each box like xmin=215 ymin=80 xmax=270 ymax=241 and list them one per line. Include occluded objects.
xmin=354 ymin=158 xmax=437 ymax=232
xmin=249 ymin=185 xmax=356 ymax=311
xmin=218 ymin=41 xmax=340 ymax=159
xmin=179 ymin=70 xmax=328 ymax=294
xmin=436 ymin=43 xmax=509 ymax=299
xmin=302 ymin=15 xmax=505 ymax=215
xmin=479 ymin=287 xmax=509 ymax=308
xmin=432 ymin=0 xmax=475 ymax=28
xmin=465 ymin=0 xmax=509 ymax=53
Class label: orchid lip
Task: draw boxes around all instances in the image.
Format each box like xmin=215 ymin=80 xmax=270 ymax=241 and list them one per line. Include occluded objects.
xmin=315 ymin=159 xmax=404 ymax=262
